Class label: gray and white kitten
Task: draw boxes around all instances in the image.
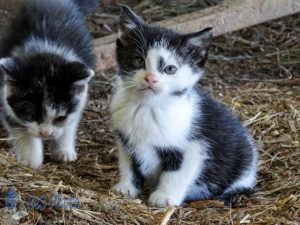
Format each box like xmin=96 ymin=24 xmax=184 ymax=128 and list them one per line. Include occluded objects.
xmin=0 ymin=0 xmax=99 ymax=168
xmin=110 ymin=6 xmax=258 ymax=207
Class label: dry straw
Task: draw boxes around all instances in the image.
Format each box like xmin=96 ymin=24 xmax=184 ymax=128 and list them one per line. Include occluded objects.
xmin=0 ymin=3 xmax=299 ymax=224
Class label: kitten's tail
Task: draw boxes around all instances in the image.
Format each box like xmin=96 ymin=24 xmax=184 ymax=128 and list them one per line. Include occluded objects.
xmin=217 ymin=187 xmax=254 ymax=207
xmin=73 ymin=0 xmax=100 ymax=15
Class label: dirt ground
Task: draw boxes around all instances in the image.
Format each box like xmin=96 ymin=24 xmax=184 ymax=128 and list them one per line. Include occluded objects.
xmin=0 ymin=1 xmax=299 ymax=225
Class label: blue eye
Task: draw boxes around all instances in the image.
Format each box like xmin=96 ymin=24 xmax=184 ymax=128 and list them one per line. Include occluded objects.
xmin=133 ymin=57 xmax=145 ymax=68
xmin=164 ymin=65 xmax=177 ymax=75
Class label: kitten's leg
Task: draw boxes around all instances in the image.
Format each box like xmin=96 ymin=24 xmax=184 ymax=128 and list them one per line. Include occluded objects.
xmin=50 ymin=119 xmax=78 ymax=162
xmin=11 ymin=131 xmax=43 ymax=169
xmin=218 ymin=146 xmax=257 ymax=206
xmin=149 ymin=142 xmax=207 ymax=206
xmin=218 ymin=155 xmax=257 ymax=206
xmin=113 ymin=142 xmax=142 ymax=198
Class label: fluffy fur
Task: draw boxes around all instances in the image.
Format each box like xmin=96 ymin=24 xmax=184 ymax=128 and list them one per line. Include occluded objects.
xmin=110 ymin=6 xmax=259 ymax=206
xmin=0 ymin=0 xmax=98 ymax=168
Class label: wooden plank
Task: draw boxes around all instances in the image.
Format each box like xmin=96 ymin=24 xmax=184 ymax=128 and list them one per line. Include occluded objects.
xmin=94 ymin=0 xmax=300 ymax=72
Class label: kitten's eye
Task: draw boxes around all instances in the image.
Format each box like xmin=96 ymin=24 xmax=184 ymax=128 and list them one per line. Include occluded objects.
xmin=7 ymin=100 xmax=36 ymax=122
xmin=53 ymin=116 xmax=67 ymax=124
xmin=164 ymin=65 xmax=177 ymax=75
xmin=133 ymin=57 xmax=145 ymax=68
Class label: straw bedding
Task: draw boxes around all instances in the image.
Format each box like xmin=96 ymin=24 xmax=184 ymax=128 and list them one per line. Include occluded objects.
xmin=0 ymin=1 xmax=299 ymax=224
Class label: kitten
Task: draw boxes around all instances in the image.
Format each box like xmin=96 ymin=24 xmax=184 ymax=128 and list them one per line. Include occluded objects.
xmin=0 ymin=0 xmax=99 ymax=169
xmin=110 ymin=6 xmax=259 ymax=206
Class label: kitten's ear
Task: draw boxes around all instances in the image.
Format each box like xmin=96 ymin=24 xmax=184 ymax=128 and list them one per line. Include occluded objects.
xmin=0 ymin=58 xmax=21 ymax=76
xmin=65 ymin=61 xmax=95 ymax=84
xmin=118 ymin=5 xmax=144 ymax=43
xmin=182 ymin=27 xmax=213 ymax=66
xmin=184 ymin=27 xmax=213 ymax=50
xmin=63 ymin=62 xmax=94 ymax=95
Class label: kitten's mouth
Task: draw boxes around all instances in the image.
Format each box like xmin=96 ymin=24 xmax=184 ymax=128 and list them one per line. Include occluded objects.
xmin=35 ymin=134 xmax=54 ymax=140
xmin=39 ymin=136 xmax=53 ymax=140
xmin=138 ymin=85 xmax=157 ymax=94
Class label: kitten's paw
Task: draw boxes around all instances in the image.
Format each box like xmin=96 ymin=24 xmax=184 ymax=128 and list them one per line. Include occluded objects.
xmin=51 ymin=149 xmax=77 ymax=162
xmin=149 ymin=190 xmax=182 ymax=207
xmin=112 ymin=181 xmax=139 ymax=198
xmin=15 ymin=149 xmax=43 ymax=169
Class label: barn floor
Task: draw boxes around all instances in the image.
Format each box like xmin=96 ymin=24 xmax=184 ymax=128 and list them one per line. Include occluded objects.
xmin=0 ymin=1 xmax=299 ymax=224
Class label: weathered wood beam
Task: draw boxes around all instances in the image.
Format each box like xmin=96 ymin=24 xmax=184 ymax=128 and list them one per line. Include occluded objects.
xmin=94 ymin=0 xmax=300 ymax=72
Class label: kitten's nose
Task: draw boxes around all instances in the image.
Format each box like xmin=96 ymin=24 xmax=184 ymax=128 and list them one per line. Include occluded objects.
xmin=144 ymin=75 xmax=157 ymax=85
xmin=39 ymin=130 xmax=51 ymax=138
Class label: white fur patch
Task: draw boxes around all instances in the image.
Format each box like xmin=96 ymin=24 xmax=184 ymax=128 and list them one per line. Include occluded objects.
xmin=13 ymin=37 xmax=81 ymax=63
xmin=146 ymin=46 xmax=202 ymax=96
xmin=148 ymin=141 xmax=209 ymax=206
xmin=0 ymin=58 xmax=14 ymax=73
xmin=113 ymin=142 xmax=140 ymax=197
xmin=11 ymin=132 xmax=44 ymax=169
xmin=225 ymin=135 xmax=258 ymax=193
xmin=50 ymin=112 xmax=82 ymax=162
xmin=0 ymin=82 xmax=20 ymax=123
xmin=111 ymin=88 xmax=197 ymax=147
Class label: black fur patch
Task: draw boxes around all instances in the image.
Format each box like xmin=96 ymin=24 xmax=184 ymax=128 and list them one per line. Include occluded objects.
xmin=171 ymin=88 xmax=188 ymax=96
xmin=115 ymin=130 xmax=131 ymax=149
xmin=157 ymin=56 xmax=166 ymax=73
xmin=190 ymin=88 xmax=255 ymax=196
xmin=155 ymin=147 xmax=183 ymax=171
xmin=217 ymin=187 xmax=254 ymax=206
xmin=131 ymin=154 xmax=144 ymax=189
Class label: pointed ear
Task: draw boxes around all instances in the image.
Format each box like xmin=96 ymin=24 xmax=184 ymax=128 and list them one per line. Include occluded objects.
xmin=118 ymin=5 xmax=144 ymax=44
xmin=0 ymin=58 xmax=20 ymax=76
xmin=63 ymin=62 xmax=94 ymax=95
xmin=184 ymin=27 xmax=213 ymax=50
xmin=182 ymin=27 xmax=213 ymax=66
xmin=64 ymin=61 xmax=94 ymax=84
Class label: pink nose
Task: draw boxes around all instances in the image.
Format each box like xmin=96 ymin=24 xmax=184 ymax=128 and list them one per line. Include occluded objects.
xmin=39 ymin=131 xmax=51 ymax=138
xmin=144 ymin=75 xmax=157 ymax=85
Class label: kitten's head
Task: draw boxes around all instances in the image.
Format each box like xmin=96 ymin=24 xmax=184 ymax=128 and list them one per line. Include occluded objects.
xmin=0 ymin=54 xmax=94 ymax=139
xmin=116 ymin=6 xmax=213 ymax=102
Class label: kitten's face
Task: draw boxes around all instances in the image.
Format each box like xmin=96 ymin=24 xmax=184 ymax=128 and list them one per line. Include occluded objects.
xmin=116 ymin=6 xmax=213 ymax=103
xmin=0 ymin=55 xmax=93 ymax=139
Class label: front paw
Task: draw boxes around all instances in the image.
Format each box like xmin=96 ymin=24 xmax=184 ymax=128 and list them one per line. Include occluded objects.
xmin=15 ymin=148 xmax=43 ymax=169
xmin=112 ymin=181 xmax=139 ymax=198
xmin=149 ymin=190 xmax=182 ymax=207
xmin=51 ymin=149 xmax=77 ymax=162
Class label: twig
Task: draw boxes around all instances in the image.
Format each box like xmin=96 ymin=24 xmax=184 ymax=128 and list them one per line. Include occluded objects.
xmin=160 ymin=207 xmax=176 ymax=225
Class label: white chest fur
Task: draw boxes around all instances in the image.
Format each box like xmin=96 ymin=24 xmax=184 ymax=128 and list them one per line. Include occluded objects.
xmin=110 ymin=89 xmax=196 ymax=148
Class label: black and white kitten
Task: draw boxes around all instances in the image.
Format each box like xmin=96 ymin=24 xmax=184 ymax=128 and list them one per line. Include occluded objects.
xmin=0 ymin=0 xmax=99 ymax=168
xmin=110 ymin=6 xmax=258 ymax=206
